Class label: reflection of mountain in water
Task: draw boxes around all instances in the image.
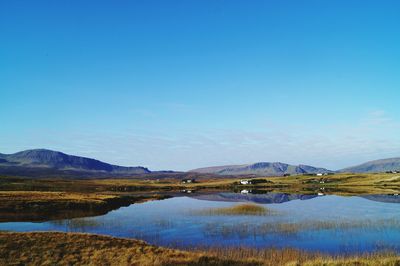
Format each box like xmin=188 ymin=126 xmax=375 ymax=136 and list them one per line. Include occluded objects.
xmin=360 ymin=195 xmax=400 ymax=204
xmin=190 ymin=192 xmax=318 ymax=204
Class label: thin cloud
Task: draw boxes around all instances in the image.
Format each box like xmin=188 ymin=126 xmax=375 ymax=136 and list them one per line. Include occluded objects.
xmin=1 ymin=111 xmax=399 ymax=171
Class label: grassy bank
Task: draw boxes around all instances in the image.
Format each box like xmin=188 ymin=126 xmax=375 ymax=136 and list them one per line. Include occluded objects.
xmin=1 ymin=172 xmax=400 ymax=195
xmin=0 ymin=191 xmax=170 ymax=222
xmin=0 ymin=232 xmax=399 ymax=266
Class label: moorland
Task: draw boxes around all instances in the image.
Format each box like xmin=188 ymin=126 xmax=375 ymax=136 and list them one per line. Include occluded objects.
xmin=2 ymin=150 xmax=400 ymax=265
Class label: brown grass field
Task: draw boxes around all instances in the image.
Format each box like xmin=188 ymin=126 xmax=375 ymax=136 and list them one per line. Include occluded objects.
xmin=1 ymin=173 xmax=400 ymax=265
xmin=2 ymin=172 xmax=400 ymax=195
xmin=0 ymin=232 xmax=399 ymax=266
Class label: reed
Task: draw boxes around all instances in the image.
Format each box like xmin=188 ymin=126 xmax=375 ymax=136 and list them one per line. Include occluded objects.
xmin=203 ymin=218 xmax=400 ymax=238
xmin=195 ymin=204 xmax=272 ymax=216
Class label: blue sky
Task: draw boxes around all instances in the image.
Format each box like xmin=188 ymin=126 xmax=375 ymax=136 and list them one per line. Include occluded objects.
xmin=1 ymin=0 xmax=400 ymax=171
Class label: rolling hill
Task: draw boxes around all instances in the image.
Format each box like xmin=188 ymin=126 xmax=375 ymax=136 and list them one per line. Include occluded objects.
xmin=339 ymin=158 xmax=400 ymax=173
xmin=190 ymin=162 xmax=332 ymax=176
xmin=2 ymin=149 xmax=400 ymax=179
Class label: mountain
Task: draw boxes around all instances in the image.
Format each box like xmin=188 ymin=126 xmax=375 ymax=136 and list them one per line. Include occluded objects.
xmin=190 ymin=162 xmax=332 ymax=176
xmin=0 ymin=149 xmax=150 ymax=177
xmin=339 ymin=158 xmax=400 ymax=173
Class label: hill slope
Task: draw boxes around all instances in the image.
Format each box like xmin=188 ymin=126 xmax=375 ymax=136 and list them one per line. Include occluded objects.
xmin=339 ymin=158 xmax=400 ymax=173
xmin=190 ymin=162 xmax=332 ymax=176
xmin=0 ymin=149 xmax=150 ymax=177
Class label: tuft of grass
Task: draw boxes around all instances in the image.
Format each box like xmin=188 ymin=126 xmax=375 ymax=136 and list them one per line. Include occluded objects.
xmin=197 ymin=204 xmax=271 ymax=216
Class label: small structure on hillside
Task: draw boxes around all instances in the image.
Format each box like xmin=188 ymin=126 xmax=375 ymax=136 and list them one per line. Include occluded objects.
xmin=240 ymin=179 xmax=252 ymax=185
xmin=386 ymin=170 xmax=399 ymax=174
xmin=181 ymin=178 xmax=196 ymax=184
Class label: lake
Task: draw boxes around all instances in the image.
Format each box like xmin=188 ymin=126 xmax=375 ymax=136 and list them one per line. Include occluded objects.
xmin=1 ymin=192 xmax=400 ymax=255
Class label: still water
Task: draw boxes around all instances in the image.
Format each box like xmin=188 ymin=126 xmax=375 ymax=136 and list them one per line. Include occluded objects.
xmin=1 ymin=192 xmax=400 ymax=254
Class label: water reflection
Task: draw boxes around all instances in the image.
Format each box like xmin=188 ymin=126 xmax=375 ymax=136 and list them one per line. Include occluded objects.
xmin=1 ymin=192 xmax=400 ymax=255
xmin=192 ymin=191 xmax=400 ymax=205
xmin=50 ymin=218 xmax=105 ymax=231
xmin=190 ymin=192 xmax=319 ymax=204
xmin=361 ymin=194 xmax=400 ymax=203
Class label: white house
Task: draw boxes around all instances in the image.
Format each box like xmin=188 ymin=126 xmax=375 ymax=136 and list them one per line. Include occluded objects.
xmin=181 ymin=178 xmax=196 ymax=184
xmin=240 ymin=179 xmax=252 ymax=185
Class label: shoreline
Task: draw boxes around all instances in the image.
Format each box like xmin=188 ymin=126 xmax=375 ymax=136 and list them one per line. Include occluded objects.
xmin=0 ymin=191 xmax=171 ymax=222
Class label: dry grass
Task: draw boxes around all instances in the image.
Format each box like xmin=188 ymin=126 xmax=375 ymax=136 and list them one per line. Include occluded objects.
xmin=0 ymin=191 xmax=115 ymax=202
xmin=0 ymin=232 xmax=256 ymax=266
xmin=262 ymin=173 xmax=400 ymax=195
xmin=0 ymin=191 xmax=170 ymax=222
xmin=2 ymin=172 xmax=400 ymax=196
xmin=197 ymin=247 xmax=400 ymax=266
xmin=0 ymin=232 xmax=399 ymax=266
xmin=196 ymin=204 xmax=271 ymax=216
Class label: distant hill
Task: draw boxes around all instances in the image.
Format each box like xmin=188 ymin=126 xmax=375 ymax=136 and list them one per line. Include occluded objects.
xmin=190 ymin=162 xmax=332 ymax=176
xmin=0 ymin=149 xmax=150 ymax=178
xmin=339 ymin=158 xmax=400 ymax=173
xmin=3 ymin=149 xmax=400 ymax=179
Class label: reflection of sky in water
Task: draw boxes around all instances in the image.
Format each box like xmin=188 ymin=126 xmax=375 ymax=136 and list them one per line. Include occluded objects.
xmin=1 ymin=194 xmax=400 ymax=254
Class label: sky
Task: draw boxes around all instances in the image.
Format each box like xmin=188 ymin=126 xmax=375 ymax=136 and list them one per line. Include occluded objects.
xmin=1 ymin=0 xmax=400 ymax=171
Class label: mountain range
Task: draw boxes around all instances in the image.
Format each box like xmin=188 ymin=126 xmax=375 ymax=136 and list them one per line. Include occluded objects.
xmin=190 ymin=162 xmax=332 ymax=176
xmin=0 ymin=149 xmax=400 ymax=178
xmin=0 ymin=149 xmax=150 ymax=178
xmin=339 ymin=158 xmax=400 ymax=173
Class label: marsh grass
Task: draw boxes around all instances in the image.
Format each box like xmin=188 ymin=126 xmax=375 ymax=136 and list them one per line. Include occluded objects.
xmin=1 ymin=232 xmax=399 ymax=266
xmin=203 ymin=218 xmax=400 ymax=238
xmin=195 ymin=204 xmax=272 ymax=216
xmin=190 ymin=246 xmax=400 ymax=266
